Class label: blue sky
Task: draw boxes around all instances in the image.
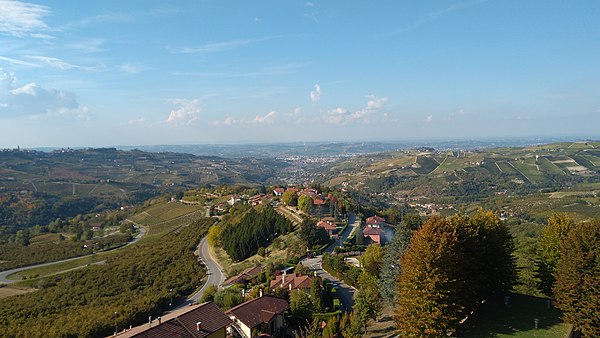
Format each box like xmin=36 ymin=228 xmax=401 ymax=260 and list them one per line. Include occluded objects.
xmin=0 ymin=0 xmax=599 ymax=147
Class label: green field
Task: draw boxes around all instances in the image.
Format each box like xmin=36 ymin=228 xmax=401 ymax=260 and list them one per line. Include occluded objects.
xmin=458 ymin=293 xmax=568 ymax=338
xmin=129 ymin=201 xmax=205 ymax=226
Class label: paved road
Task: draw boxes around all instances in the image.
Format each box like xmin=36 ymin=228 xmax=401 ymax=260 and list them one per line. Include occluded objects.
xmin=325 ymin=211 xmax=360 ymax=253
xmin=303 ymin=256 xmax=356 ymax=311
xmin=177 ymin=236 xmax=224 ymax=308
xmin=299 ymin=212 xmax=361 ymax=311
xmin=0 ymin=227 xmax=146 ymax=284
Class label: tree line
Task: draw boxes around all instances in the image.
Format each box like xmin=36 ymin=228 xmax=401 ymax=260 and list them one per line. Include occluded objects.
xmin=220 ymin=205 xmax=293 ymax=261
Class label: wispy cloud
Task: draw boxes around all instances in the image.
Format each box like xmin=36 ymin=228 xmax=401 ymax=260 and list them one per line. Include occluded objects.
xmin=323 ymin=107 xmax=349 ymax=124
xmin=26 ymin=55 xmax=78 ymax=70
xmin=175 ymin=35 xmax=299 ymax=54
xmin=396 ymin=0 xmax=488 ymax=33
xmin=0 ymin=55 xmax=40 ymax=67
xmin=424 ymin=115 xmax=433 ymax=123
xmin=252 ymin=111 xmax=277 ymax=124
xmin=119 ymin=117 xmax=146 ymax=127
xmin=0 ymin=0 xmax=50 ymax=37
xmin=211 ymin=116 xmax=243 ymax=126
xmin=310 ymin=84 xmax=321 ymax=102
xmin=173 ymin=63 xmax=305 ymax=78
xmin=165 ymin=98 xmax=201 ymax=125
xmin=66 ymin=38 xmax=105 ymax=53
xmin=118 ymin=63 xmax=146 ymax=74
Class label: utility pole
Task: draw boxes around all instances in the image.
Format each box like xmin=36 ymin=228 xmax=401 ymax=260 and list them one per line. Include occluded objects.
xmin=114 ymin=311 xmax=117 ymax=336
xmin=169 ymin=289 xmax=173 ymax=309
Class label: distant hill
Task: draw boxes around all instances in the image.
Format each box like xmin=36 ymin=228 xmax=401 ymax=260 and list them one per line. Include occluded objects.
xmin=321 ymin=141 xmax=600 ymax=201
xmin=0 ymin=148 xmax=283 ymax=232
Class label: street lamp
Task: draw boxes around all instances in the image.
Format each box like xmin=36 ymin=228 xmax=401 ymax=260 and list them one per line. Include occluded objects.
xmin=169 ymin=289 xmax=173 ymax=309
xmin=114 ymin=311 xmax=117 ymax=336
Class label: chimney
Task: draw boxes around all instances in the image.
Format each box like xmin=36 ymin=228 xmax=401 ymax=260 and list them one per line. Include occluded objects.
xmin=148 ymin=316 xmax=152 ymax=327
xmin=158 ymin=317 xmax=161 ymax=324
xmin=259 ymin=289 xmax=263 ymax=297
xmin=289 ymin=283 xmax=292 ymax=291
xmin=196 ymin=322 xmax=202 ymax=331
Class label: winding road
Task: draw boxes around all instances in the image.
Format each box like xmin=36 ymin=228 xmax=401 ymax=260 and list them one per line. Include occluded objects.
xmin=0 ymin=227 xmax=146 ymax=284
xmin=177 ymin=236 xmax=224 ymax=308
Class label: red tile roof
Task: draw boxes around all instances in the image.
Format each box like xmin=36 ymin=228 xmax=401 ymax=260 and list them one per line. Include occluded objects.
xmin=225 ymin=295 xmax=289 ymax=329
xmin=269 ymin=273 xmax=314 ymax=290
xmin=316 ymin=220 xmax=336 ymax=231
xmin=223 ymin=266 xmax=263 ymax=286
xmin=116 ymin=302 xmax=231 ymax=338
xmin=366 ymin=216 xmax=386 ymax=225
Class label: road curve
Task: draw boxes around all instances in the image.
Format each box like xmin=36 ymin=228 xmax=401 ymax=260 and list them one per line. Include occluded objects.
xmin=0 ymin=227 xmax=146 ymax=284
xmin=178 ymin=237 xmax=224 ymax=308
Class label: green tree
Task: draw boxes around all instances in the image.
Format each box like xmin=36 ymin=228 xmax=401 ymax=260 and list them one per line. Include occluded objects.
xmin=401 ymin=213 xmax=422 ymax=231
xmin=290 ymin=289 xmax=313 ymax=325
xmin=359 ymin=244 xmax=384 ymax=276
xmin=298 ymin=195 xmax=313 ymax=213
xmin=353 ymin=272 xmax=382 ymax=332
xmin=553 ymin=220 xmax=600 ymax=337
xmin=200 ymin=284 xmax=218 ymax=303
xmin=380 ymin=226 xmax=411 ymax=305
xmin=281 ymin=190 xmax=298 ymax=206
xmin=310 ymin=277 xmax=324 ymax=312
xmin=214 ymin=285 xmax=245 ymax=310
xmin=536 ymin=213 xmax=575 ymax=296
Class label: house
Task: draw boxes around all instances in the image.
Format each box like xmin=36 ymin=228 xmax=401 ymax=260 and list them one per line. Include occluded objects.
xmin=273 ymin=188 xmax=285 ymax=196
xmin=363 ymin=226 xmax=384 ymax=245
xmin=365 ymin=215 xmax=386 ymax=227
xmin=269 ymin=272 xmax=314 ymax=293
xmin=228 ymin=196 xmax=242 ymax=206
xmin=316 ymin=220 xmax=337 ymax=236
xmin=113 ymin=302 xmax=231 ymax=338
xmin=223 ymin=266 xmax=263 ymax=287
xmin=226 ymin=295 xmax=289 ymax=338
xmin=248 ymin=194 xmax=269 ymax=206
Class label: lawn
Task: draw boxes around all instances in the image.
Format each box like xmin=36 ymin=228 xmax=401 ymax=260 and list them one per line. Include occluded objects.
xmin=457 ymin=293 xmax=569 ymax=338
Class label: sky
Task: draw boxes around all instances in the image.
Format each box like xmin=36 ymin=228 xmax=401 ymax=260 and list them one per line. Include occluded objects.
xmin=0 ymin=0 xmax=599 ymax=148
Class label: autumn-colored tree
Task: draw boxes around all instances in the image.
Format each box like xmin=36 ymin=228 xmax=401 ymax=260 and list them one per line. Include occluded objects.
xmin=536 ymin=213 xmax=575 ymax=296
xmin=395 ymin=216 xmax=467 ymax=337
xmin=359 ymin=243 xmax=384 ymax=276
xmin=395 ymin=212 xmax=516 ymax=336
xmin=553 ymin=220 xmax=600 ymax=337
xmin=206 ymin=224 xmax=222 ymax=247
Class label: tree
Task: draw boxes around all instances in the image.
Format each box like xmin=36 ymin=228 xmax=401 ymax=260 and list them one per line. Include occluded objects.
xmin=206 ymin=225 xmax=223 ymax=247
xmin=298 ymin=195 xmax=313 ymax=213
xmin=553 ymin=220 xmax=600 ymax=337
xmin=359 ymin=244 xmax=384 ymax=276
xmin=536 ymin=213 xmax=575 ymax=296
xmin=290 ymin=289 xmax=313 ymax=325
xmin=353 ymin=272 xmax=382 ymax=332
xmin=310 ymin=277 xmax=324 ymax=312
xmin=395 ymin=216 xmax=466 ymax=336
xmin=214 ymin=285 xmax=245 ymax=310
xmin=200 ymin=284 xmax=218 ymax=303
xmin=395 ymin=212 xmax=516 ymax=336
xmin=281 ymin=190 xmax=298 ymax=206
xmin=355 ymin=227 xmax=364 ymax=246
xmin=379 ymin=226 xmax=411 ymax=305
xmin=298 ymin=219 xmax=329 ymax=249
xmin=401 ymin=213 xmax=422 ymax=231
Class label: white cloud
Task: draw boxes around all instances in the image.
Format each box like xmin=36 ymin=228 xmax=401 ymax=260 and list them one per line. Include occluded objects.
xmin=26 ymin=56 xmax=78 ymax=70
xmin=351 ymin=95 xmax=388 ymax=121
xmin=119 ymin=117 xmax=146 ymax=127
xmin=0 ymin=68 xmax=89 ymax=119
xmin=0 ymin=55 xmax=40 ymax=67
xmin=211 ymin=116 xmax=243 ymax=126
xmin=165 ymin=98 xmax=201 ymax=125
xmin=323 ymin=107 xmax=349 ymax=124
xmin=177 ymin=35 xmax=294 ymax=54
xmin=0 ymin=0 xmax=50 ymax=37
xmin=310 ymin=84 xmax=321 ymax=102
xmin=305 ymin=2 xmax=314 ymax=7
xmin=118 ymin=63 xmax=145 ymax=74
xmin=252 ymin=111 xmax=276 ymax=124
xmin=425 ymin=115 xmax=433 ymax=123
